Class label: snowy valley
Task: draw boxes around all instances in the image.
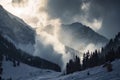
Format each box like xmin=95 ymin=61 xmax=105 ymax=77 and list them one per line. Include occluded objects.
xmin=2 ymin=58 xmax=120 ymax=80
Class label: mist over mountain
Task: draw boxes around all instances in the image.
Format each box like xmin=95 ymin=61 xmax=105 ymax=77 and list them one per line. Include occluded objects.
xmin=59 ymin=22 xmax=108 ymax=52
xmin=0 ymin=5 xmax=78 ymax=68
xmin=0 ymin=33 xmax=61 ymax=72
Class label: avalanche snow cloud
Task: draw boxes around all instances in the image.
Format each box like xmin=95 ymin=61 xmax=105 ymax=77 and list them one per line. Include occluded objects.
xmin=0 ymin=0 xmax=75 ymax=69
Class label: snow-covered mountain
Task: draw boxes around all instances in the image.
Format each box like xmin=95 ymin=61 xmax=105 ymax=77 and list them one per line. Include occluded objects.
xmin=0 ymin=5 xmax=35 ymax=54
xmin=59 ymin=22 xmax=108 ymax=52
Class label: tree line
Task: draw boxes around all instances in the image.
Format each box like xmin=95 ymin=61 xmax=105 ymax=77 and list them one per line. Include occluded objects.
xmin=0 ymin=33 xmax=61 ymax=79
xmin=66 ymin=32 xmax=120 ymax=74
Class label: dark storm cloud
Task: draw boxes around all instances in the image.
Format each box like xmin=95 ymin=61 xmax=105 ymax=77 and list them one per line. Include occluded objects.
xmin=47 ymin=0 xmax=82 ymax=23
xmin=47 ymin=0 xmax=120 ymax=38
xmin=90 ymin=0 xmax=120 ymax=38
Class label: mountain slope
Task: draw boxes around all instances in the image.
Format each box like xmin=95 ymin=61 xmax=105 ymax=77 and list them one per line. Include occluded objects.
xmin=0 ymin=33 xmax=61 ymax=72
xmin=9 ymin=59 xmax=120 ymax=80
xmin=2 ymin=58 xmax=60 ymax=80
xmin=55 ymin=59 xmax=120 ymax=80
xmin=59 ymin=22 xmax=108 ymax=52
xmin=2 ymin=60 xmax=40 ymax=80
xmin=0 ymin=5 xmax=35 ymax=53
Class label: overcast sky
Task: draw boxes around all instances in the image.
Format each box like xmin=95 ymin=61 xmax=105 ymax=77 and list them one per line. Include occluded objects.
xmin=0 ymin=0 xmax=120 ymax=39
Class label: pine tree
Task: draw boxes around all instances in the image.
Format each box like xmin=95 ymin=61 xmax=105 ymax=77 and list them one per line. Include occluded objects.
xmin=0 ymin=53 xmax=3 ymax=76
xmin=75 ymin=56 xmax=81 ymax=71
xmin=13 ymin=60 xmax=16 ymax=67
xmin=82 ymin=51 xmax=90 ymax=69
xmin=105 ymin=48 xmax=115 ymax=62
xmin=66 ymin=56 xmax=81 ymax=74
xmin=116 ymin=46 xmax=120 ymax=59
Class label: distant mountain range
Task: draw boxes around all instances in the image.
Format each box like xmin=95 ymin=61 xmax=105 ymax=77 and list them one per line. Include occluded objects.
xmin=59 ymin=22 xmax=108 ymax=52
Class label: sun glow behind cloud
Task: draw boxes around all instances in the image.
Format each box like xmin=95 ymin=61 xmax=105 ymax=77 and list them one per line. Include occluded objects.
xmin=0 ymin=0 xmax=47 ymax=28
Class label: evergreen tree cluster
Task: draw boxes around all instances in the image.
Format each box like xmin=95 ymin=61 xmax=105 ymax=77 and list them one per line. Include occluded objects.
xmin=66 ymin=32 xmax=120 ymax=74
xmin=104 ymin=32 xmax=120 ymax=62
xmin=0 ymin=32 xmax=61 ymax=79
xmin=66 ymin=56 xmax=81 ymax=74
xmin=105 ymin=46 xmax=120 ymax=62
xmin=0 ymin=53 xmax=3 ymax=80
xmin=66 ymin=46 xmax=120 ymax=75
xmin=82 ymin=50 xmax=100 ymax=70
xmin=0 ymin=33 xmax=61 ymax=72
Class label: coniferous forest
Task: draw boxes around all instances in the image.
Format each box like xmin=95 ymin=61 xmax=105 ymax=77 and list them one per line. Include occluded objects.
xmin=66 ymin=32 xmax=120 ymax=74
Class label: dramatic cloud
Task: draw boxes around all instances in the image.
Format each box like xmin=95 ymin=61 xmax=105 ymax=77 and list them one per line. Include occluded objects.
xmin=90 ymin=0 xmax=120 ymax=38
xmin=46 ymin=0 xmax=120 ymax=38
xmin=1 ymin=0 xmax=120 ymax=38
xmin=46 ymin=0 xmax=102 ymax=31
xmin=47 ymin=0 xmax=82 ymax=23
xmin=86 ymin=0 xmax=120 ymax=38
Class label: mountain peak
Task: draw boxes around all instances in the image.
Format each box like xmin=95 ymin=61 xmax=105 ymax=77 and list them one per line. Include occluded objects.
xmin=60 ymin=22 xmax=108 ymax=52
xmin=70 ymin=22 xmax=82 ymax=26
xmin=63 ymin=22 xmax=83 ymax=28
xmin=0 ymin=5 xmax=35 ymax=54
xmin=0 ymin=5 xmax=4 ymax=11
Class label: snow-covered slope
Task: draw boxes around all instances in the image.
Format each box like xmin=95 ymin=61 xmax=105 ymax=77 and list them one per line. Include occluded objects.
xmin=2 ymin=60 xmax=39 ymax=80
xmin=0 ymin=5 xmax=35 ymax=54
xmin=2 ymin=58 xmax=60 ymax=80
xmin=14 ymin=59 xmax=120 ymax=80
xmin=55 ymin=60 xmax=120 ymax=80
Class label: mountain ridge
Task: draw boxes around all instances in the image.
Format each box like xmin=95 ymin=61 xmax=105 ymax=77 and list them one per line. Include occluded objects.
xmin=0 ymin=5 xmax=35 ymax=54
xmin=59 ymin=22 xmax=109 ymax=52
